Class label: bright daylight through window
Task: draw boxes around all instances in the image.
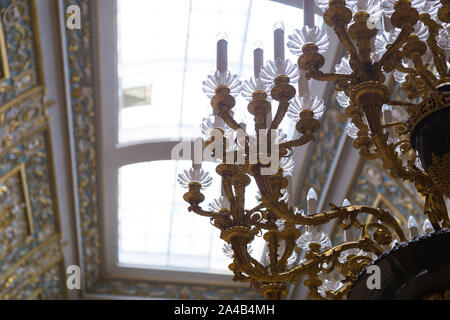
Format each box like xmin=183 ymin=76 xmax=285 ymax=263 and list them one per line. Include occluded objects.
xmin=116 ymin=0 xmax=321 ymax=274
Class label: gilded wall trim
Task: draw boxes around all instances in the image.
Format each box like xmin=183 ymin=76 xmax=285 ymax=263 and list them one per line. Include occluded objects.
xmin=0 ymin=0 xmax=65 ymax=299
xmin=60 ymin=0 xmax=263 ymax=299
xmin=0 ymin=0 xmax=44 ymax=104
xmin=0 ymin=163 xmax=34 ymax=235
xmin=0 ymin=14 xmax=9 ymax=81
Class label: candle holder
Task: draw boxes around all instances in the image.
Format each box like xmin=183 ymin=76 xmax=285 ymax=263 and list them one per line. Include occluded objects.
xmin=178 ymin=0 xmax=450 ymax=300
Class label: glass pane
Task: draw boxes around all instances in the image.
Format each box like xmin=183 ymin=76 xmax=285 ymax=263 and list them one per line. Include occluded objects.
xmin=118 ymin=160 xmax=267 ymax=273
xmin=117 ymin=0 xmax=323 ymax=144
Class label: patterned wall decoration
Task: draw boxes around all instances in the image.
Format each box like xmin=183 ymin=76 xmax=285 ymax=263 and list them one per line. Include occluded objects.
xmin=0 ymin=0 xmax=42 ymax=104
xmin=61 ymin=0 xmax=262 ymax=299
xmin=0 ymin=128 xmax=65 ymax=299
xmin=0 ymin=0 xmax=65 ymax=299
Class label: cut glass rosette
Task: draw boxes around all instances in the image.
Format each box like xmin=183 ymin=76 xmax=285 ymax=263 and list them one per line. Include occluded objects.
xmin=338 ymin=248 xmax=367 ymax=263
xmin=337 ymin=91 xmax=350 ymax=109
xmin=177 ymin=167 xmax=213 ymax=189
xmin=381 ymin=0 xmax=426 ymax=18
xmin=287 ymin=251 xmax=298 ymax=267
xmin=437 ymin=24 xmax=450 ymax=52
xmin=423 ymin=0 xmax=442 ymax=21
xmin=375 ymin=31 xmax=397 ymax=56
xmin=241 ymin=77 xmax=272 ymax=102
xmin=279 ymin=189 xmax=289 ymax=202
xmin=296 ymin=228 xmax=332 ymax=252
xmin=350 ymin=0 xmax=382 ymax=21
xmin=392 ymin=60 xmax=414 ymax=84
xmin=287 ymin=26 xmax=330 ymax=56
xmin=314 ymin=0 xmax=357 ymax=13
xmin=200 ymin=114 xmax=234 ymax=141
xmin=376 ymin=22 xmax=428 ymax=57
xmin=256 ymin=188 xmax=289 ymax=202
xmin=345 ymin=122 xmax=359 ymax=139
xmin=334 ymin=57 xmax=352 ymax=108
xmin=412 ymin=21 xmax=430 ymax=42
xmin=317 ymin=279 xmax=344 ymax=298
xmin=260 ymin=58 xmax=299 ymax=90
xmin=275 ymin=219 xmax=285 ymax=231
xmin=202 ymin=70 xmax=242 ymax=99
xmin=394 ymin=59 xmax=414 ymax=84
xmin=280 ymin=156 xmax=295 ymax=177
xmin=209 ymin=196 xmax=230 ymax=212
xmin=273 ymin=128 xmax=288 ymax=144
xmin=335 ymin=56 xmax=352 ymax=75
xmin=287 ymin=94 xmax=326 ymax=121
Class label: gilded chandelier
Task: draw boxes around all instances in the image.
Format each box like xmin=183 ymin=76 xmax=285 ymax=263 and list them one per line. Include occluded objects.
xmin=178 ymin=0 xmax=450 ymax=300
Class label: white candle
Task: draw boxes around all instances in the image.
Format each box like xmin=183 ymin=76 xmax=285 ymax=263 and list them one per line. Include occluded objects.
xmin=422 ymin=218 xmax=433 ymax=234
xmin=305 ymin=187 xmax=318 ymax=233
xmin=307 ymin=187 xmax=318 ymax=215
xmin=408 ymin=215 xmax=419 ymax=239
xmin=217 ymin=31 xmax=228 ymax=73
xmin=273 ymin=21 xmax=285 ymax=62
xmin=253 ymin=41 xmax=264 ymax=78
xmin=304 ymin=0 xmax=315 ymax=27
xmin=342 ymin=199 xmax=355 ymax=242
xmin=382 ymin=104 xmax=393 ymax=136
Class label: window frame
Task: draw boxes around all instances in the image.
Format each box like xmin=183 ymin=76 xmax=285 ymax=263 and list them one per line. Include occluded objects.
xmin=96 ymin=0 xmax=331 ymax=286
xmin=97 ymin=0 xmax=244 ymax=285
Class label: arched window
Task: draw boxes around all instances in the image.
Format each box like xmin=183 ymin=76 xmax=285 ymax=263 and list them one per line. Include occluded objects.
xmin=98 ymin=0 xmax=322 ymax=282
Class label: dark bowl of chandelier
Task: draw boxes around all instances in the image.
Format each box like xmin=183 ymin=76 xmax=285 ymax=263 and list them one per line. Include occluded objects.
xmin=410 ymin=83 xmax=450 ymax=174
xmin=348 ymin=228 xmax=450 ymax=300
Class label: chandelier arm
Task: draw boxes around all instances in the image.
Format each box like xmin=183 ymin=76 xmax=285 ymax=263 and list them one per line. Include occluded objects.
xmin=420 ymin=14 xmax=448 ymax=78
xmin=306 ymin=70 xmax=354 ymax=82
xmin=233 ymin=184 xmax=247 ymax=224
xmin=222 ymin=175 xmax=236 ymax=204
xmin=395 ymin=64 xmax=416 ymax=75
xmin=269 ymin=99 xmax=290 ymax=130
xmin=276 ymin=231 xmax=298 ymax=273
xmin=189 ymin=206 xmax=221 ymax=218
xmin=189 ymin=204 xmax=235 ymax=233
xmin=359 ymin=149 xmax=380 ymax=160
xmin=319 ymin=277 xmax=354 ymax=300
xmin=370 ymin=132 xmax=413 ymax=178
xmin=346 ymin=110 xmax=367 ymax=130
xmin=387 ymin=100 xmax=418 ymax=108
xmin=333 ymin=23 xmax=361 ymax=69
xmin=266 ymin=231 xmax=280 ymax=274
xmin=375 ymin=25 xmax=414 ymax=74
xmin=249 ymin=239 xmax=381 ymax=283
xmin=247 ymin=203 xmax=265 ymax=216
xmin=279 ymin=133 xmax=315 ymax=149
xmin=218 ymin=110 xmax=245 ymax=131
xmin=369 ymin=133 xmax=447 ymax=228
xmin=391 ymin=139 xmax=410 ymax=150
xmin=410 ymin=52 xmax=438 ymax=90
xmin=253 ymin=175 xmax=276 ymax=205
xmin=230 ymin=241 xmax=268 ymax=277
xmin=269 ymin=203 xmax=406 ymax=242
xmin=381 ymin=121 xmax=408 ymax=129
